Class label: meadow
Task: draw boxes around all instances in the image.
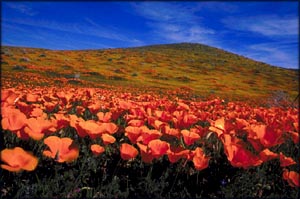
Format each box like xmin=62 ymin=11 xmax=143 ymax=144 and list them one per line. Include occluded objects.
xmin=1 ymin=43 xmax=299 ymax=198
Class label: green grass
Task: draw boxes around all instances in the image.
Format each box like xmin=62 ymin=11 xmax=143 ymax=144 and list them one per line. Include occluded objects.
xmin=1 ymin=43 xmax=298 ymax=102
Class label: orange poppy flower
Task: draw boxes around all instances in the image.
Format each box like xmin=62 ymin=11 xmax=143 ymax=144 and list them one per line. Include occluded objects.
xmin=259 ymin=148 xmax=278 ymax=162
xmin=249 ymin=124 xmax=283 ymax=148
xmin=24 ymin=117 xmax=54 ymax=140
xmin=177 ymin=102 xmax=190 ymax=110
xmin=30 ymin=107 xmax=45 ymax=118
xmin=90 ymin=144 xmax=105 ymax=156
xmin=283 ymin=169 xmax=299 ymax=187
xmin=15 ymin=101 xmax=32 ymax=115
xmin=151 ymin=119 xmax=166 ymax=130
xmin=137 ymin=142 xmax=154 ymax=163
xmin=125 ymin=126 xmax=142 ymax=144
xmin=56 ymin=91 xmax=73 ymax=105
xmin=69 ymin=114 xmax=84 ymax=129
xmin=1 ymin=147 xmax=38 ymax=172
xmin=279 ymin=153 xmax=296 ymax=167
xmin=44 ymin=101 xmax=58 ymax=112
xmin=1 ymin=89 xmax=19 ymax=106
xmin=208 ymin=117 xmax=225 ymax=137
xmin=192 ymin=147 xmax=210 ymax=170
xmin=99 ymin=122 xmax=118 ymax=134
xmin=75 ymin=120 xmax=102 ymax=138
xmin=148 ymin=139 xmax=170 ymax=159
xmin=137 ymin=129 xmax=162 ymax=145
xmin=43 ymin=136 xmax=79 ymax=163
xmin=1 ymin=108 xmax=27 ymax=131
xmin=53 ymin=113 xmax=70 ymax=130
xmin=247 ymin=138 xmax=264 ymax=152
xmin=26 ymin=93 xmax=39 ymax=103
xmin=120 ymin=143 xmax=138 ymax=160
xmin=154 ymin=110 xmax=172 ymax=122
xmin=127 ymin=119 xmax=144 ymax=127
xmin=183 ymin=113 xmax=198 ymax=127
xmin=222 ymin=134 xmax=262 ymax=169
xmin=101 ymin=133 xmax=116 ymax=145
xmin=167 ymin=146 xmax=189 ymax=163
xmin=181 ymin=129 xmax=200 ymax=146
xmin=97 ymin=111 xmax=112 ymax=122
xmin=76 ymin=106 xmax=85 ymax=115
xmin=164 ymin=125 xmax=180 ymax=138
xmin=88 ymin=102 xmax=102 ymax=114
xmin=118 ymin=100 xmax=134 ymax=110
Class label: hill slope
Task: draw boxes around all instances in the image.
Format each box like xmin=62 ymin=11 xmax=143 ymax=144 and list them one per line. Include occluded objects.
xmin=1 ymin=43 xmax=298 ymax=102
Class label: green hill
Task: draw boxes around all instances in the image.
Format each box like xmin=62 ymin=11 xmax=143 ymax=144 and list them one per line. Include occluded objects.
xmin=1 ymin=43 xmax=298 ymax=102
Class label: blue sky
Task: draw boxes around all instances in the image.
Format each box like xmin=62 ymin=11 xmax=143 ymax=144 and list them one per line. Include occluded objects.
xmin=2 ymin=1 xmax=299 ymax=69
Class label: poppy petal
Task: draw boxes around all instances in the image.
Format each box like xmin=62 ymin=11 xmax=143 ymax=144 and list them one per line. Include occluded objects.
xmin=120 ymin=143 xmax=138 ymax=160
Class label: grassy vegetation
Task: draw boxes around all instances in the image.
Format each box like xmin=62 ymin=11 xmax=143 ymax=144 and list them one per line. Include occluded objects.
xmin=1 ymin=43 xmax=298 ymax=103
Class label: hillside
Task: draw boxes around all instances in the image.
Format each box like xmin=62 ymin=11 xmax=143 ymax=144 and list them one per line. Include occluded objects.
xmin=1 ymin=43 xmax=298 ymax=103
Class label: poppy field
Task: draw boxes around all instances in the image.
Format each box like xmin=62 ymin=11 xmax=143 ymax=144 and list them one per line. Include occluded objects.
xmin=1 ymin=84 xmax=299 ymax=198
xmin=1 ymin=44 xmax=299 ymax=198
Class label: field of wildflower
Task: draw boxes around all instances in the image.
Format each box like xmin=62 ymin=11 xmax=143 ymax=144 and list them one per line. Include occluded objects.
xmin=1 ymin=84 xmax=299 ymax=198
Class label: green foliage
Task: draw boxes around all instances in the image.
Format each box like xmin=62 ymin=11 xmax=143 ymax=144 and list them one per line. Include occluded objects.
xmin=2 ymin=125 xmax=298 ymax=198
xmin=1 ymin=44 xmax=298 ymax=102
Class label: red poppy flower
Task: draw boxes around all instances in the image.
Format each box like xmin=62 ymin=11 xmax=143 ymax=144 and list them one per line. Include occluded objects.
xmin=192 ymin=147 xmax=210 ymax=170
xmin=283 ymin=169 xmax=299 ymax=187
xmin=43 ymin=136 xmax=79 ymax=163
xmin=1 ymin=147 xmax=38 ymax=172
xmin=120 ymin=143 xmax=138 ymax=160
xmin=90 ymin=144 xmax=105 ymax=156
